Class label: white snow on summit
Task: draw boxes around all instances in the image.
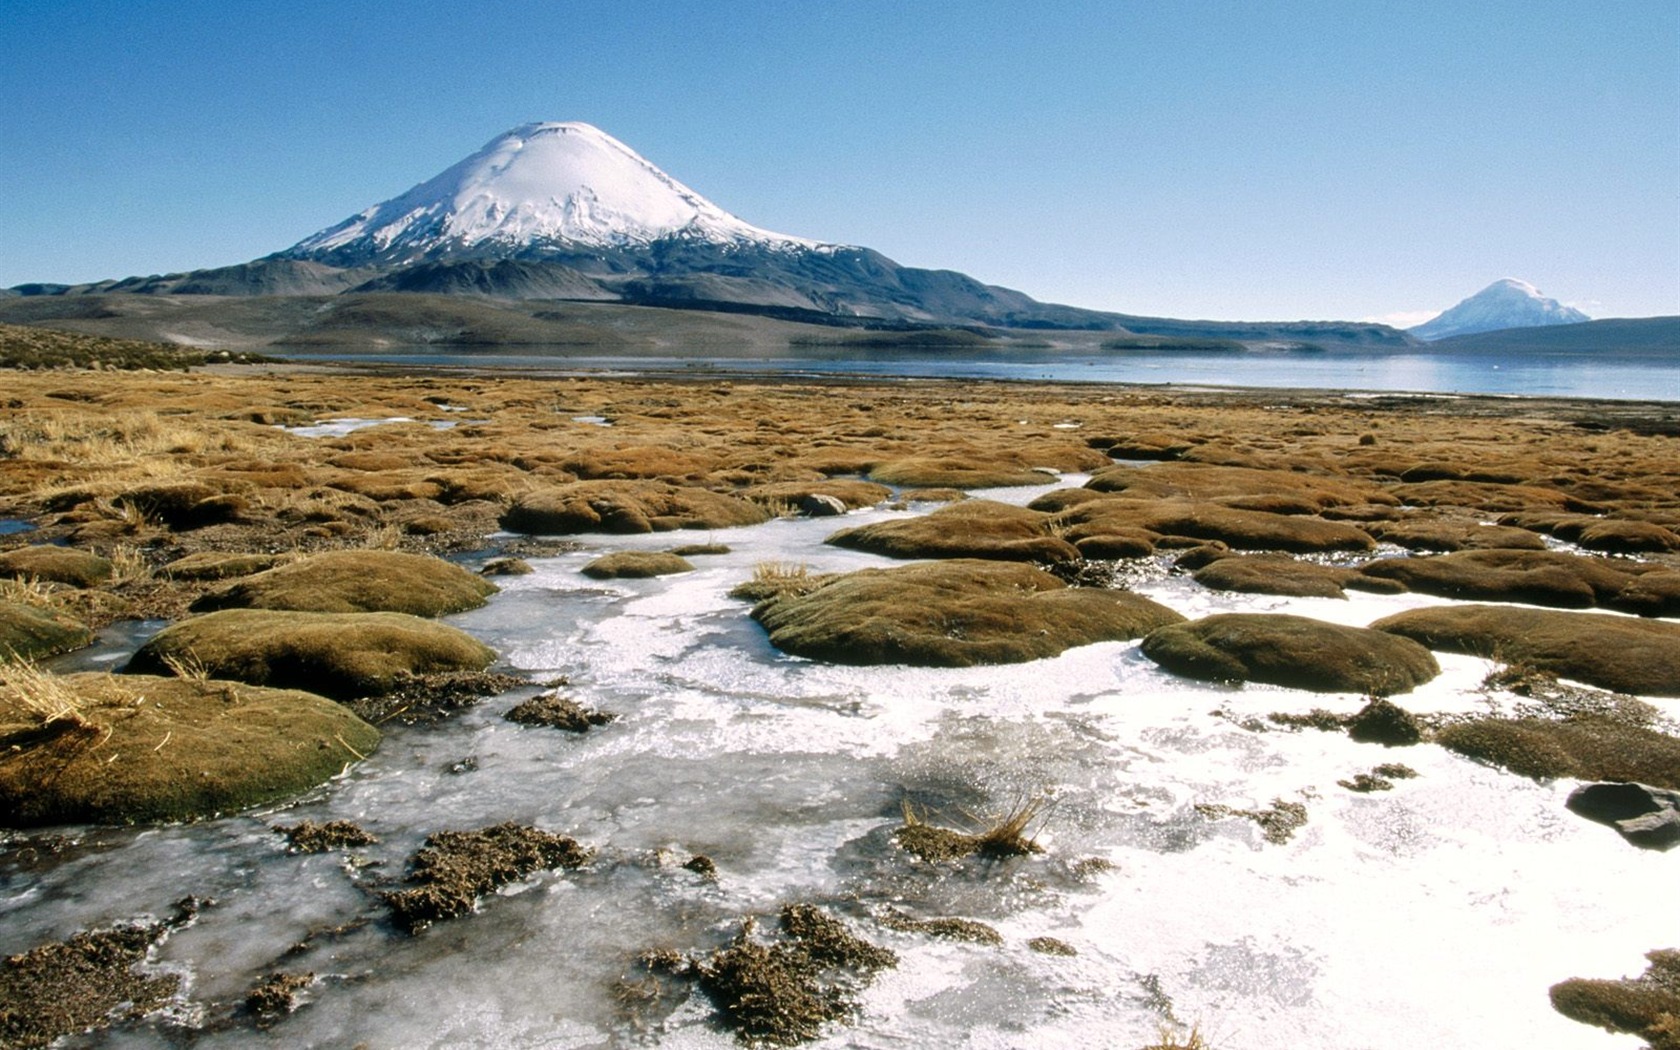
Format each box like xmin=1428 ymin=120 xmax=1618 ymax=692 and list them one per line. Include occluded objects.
xmin=1409 ymin=277 xmax=1590 ymax=341
xmin=289 ymin=122 xmax=826 ymax=261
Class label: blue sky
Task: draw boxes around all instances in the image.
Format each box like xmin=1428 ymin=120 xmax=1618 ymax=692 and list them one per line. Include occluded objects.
xmin=2 ymin=0 xmax=1674 ymax=322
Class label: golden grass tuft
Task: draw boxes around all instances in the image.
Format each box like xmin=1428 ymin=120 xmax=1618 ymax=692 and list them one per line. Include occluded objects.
xmin=1140 ymin=1022 xmax=1211 ymax=1050
xmin=0 ymin=659 xmax=97 ymax=730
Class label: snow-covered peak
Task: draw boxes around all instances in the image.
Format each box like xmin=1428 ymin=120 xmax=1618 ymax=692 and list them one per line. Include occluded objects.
xmin=1409 ymin=277 xmax=1590 ymax=341
xmin=286 ymin=122 xmax=826 ymax=263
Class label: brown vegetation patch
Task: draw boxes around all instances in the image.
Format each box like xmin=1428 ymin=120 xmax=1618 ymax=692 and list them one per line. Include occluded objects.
xmin=0 ymin=602 xmax=91 ymax=663
xmin=0 ymin=672 xmax=379 ymax=826
xmin=1190 ymin=552 xmax=1400 ymax=599
xmin=190 ymin=549 xmax=496 ymax=617
xmin=1362 ymin=519 xmax=1547 ymax=552
xmin=1357 ymin=549 xmax=1680 ymax=617
xmin=1550 ymin=949 xmax=1680 ymax=1049
xmin=581 ymin=551 xmax=695 ymax=579
xmin=1054 ymin=498 xmax=1376 ymax=554
xmin=382 ymin=823 xmax=592 ymax=933
xmin=752 ymin=559 xmax=1183 ymax=667
xmin=1435 ymin=716 xmax=1680 ymax=786
xmin=504 ymin=691 xmax=616 ymax=732
xmin=878 ymin=909 xmax=1003 ymax=946
xmin=1372 ymin=604 xmax=1680 ymax=696
xmin=692 ymin=904 xmax=898 ymax=1046
xmin=0 ymin=921 xmax=181 ymax=1048
xmin=0 ymin=545 xmax=111 ymax=587
xmin=1084 ymin=462 xmax=1392 ymax=510
xmin=343 ymin=669 xmax=529 ymax=725
xmin=826 ymin=500 xmax=1078 ymax=562
xmin=162 ymin=551 xmax=281 ymax=581
xmin=245 ymin=971 xmax=315 ymax=1020
xmin=126 ymin=609 xmax=497 ymax=701
xmin=277 ymin=819 xmax=377 ymax=853
xmin=1141 ymin=614 xmax=1439 ymax=694
xmin=502 ymin=480 xmax=770 ymax=535
xmin=1196 ymin=799 xmax=1309 ymax=845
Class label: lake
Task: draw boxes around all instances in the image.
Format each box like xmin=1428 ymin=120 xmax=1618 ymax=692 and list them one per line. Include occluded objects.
xmin=277 ymin=347 xmax=1680 ymax=402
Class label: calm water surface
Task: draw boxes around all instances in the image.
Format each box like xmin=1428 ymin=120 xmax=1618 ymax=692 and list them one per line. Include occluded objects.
xmin=277 ymin=347 xmax=1680 ymax=401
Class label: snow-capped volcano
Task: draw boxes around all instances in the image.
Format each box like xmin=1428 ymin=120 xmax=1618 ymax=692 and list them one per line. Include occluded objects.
xmin=1409 ymin=278 xmax=1589 ymax=342
xmin=284 ymin=122 xmax=823 ymax=266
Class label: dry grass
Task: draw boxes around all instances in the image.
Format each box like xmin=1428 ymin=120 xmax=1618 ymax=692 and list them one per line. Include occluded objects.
xmin=108 ymin=544 xmax=153 ymax=584
xmin=0 ymin=660 xmax=97 ymax=729
xmin=158 ymin=650 xmax=211 ymax=682
xmin=0 ymin=576 xmax=59 ymax=609
xmin=972 ymin=795 xmax=1048 ymax=857
xmin=1140 ymin=1022 xmax=1211 ymax=1050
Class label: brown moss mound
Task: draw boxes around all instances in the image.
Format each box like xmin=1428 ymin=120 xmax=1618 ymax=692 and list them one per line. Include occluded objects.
xmin=1196 ymin=799 xmax=1310 ymax=845
xmin=745 ymin=479 xmax=892 ymax=512
xmin=1141 ymin=614 xmax=1439 ymax=694
xmin=162 ymin=551 xmax=281 ymax=581
xmin=878 ymin=909 xmax=1003 ymax=945
xmin=382 ymin=823 xmax=592 ymax=933
xmin=1053 ymin=498 xmax=1376 ymax=554
xmin=694 ymin=904 xmax=897 ymax=1047
xmin=1363 ymin=519 xmax=1547 ymax=553
xmin=0 ymin=673 xmax=379 ymax=826
xmin=191 ymin=549 xmax=496 ymax=617
xmin=580 ymin=551 xmax=695 ymax=579
xmin=0 ymin=602 xmax=91 ymax=663
xmin=0 ymin=921 xmax=180 ymax=1048
xmin=1436 ymin=716 xmax=1680 ymax=786
xmin=825 ymin=500 xmax=1078 ymax=562
xmin=1357 ymin=549 xmax=1680 ymax=617
xmin=1371 ymin=604 xmax=1680 ymax=696
xmin=868 ymin=456 xmax=1060 ymax=489
xmin=1190 ymin=552 xmax=1403 ymax=599
xmin=0 ymin=546 xmax=111 ymax=588
xmin=126 ymin=609 xmax=496 ymax=701
xmin=1550 ymin=949 xmax=1680 ymax=1049
xmin=501 ymin=480 xmax=770 ymax=535
xmin=1084 ymin=462 xmax=1392 ymax=509
xmin=751 ymin=559 xmax=1183 ymax=667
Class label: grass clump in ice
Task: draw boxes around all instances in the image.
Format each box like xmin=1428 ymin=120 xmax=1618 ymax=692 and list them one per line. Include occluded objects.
xmin=893 ymin=799 xmax=1047 ymax=862
xmin=691 ymin=904 xmax=898 ymax=1046
xmin=382 ymin=823 xmax=592 ymax=933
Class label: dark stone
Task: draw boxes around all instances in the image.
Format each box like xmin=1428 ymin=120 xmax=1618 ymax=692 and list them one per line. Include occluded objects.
xmin=1565 ymin=782 xmax=1680 ymax=851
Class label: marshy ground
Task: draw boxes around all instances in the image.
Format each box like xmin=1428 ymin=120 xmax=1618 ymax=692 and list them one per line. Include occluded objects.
xmin=3 ymin=333 xmax=1680 ymax=1047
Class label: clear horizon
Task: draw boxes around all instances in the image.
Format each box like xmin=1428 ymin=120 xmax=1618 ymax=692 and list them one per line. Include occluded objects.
xmin=2 ymin=1 xmax=1675 ymax=323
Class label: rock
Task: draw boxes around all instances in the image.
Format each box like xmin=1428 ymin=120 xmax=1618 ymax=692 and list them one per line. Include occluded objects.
xmin=1357 ymin=548 xmax=1680 ymax=616
xmin=480 ymin=557 xmax=533 ymax=576
xmin=751 ymin=559 xmax=1183 ymax=667
xmin=1565 ymin=782 xmax=1680 ymax=851
xmin=125 ymin=609 xmax=497 ymax=701
xmin=0 ymin=672 xmax=380 ymax=826
xmin=501 ymin=480 xmax=770 ymax=535
xmin=799 ymin=492 xmax=849 ymax=517
xmin=580 ymin=551 xmax=695 ymax=579
xmin=0 ymin=602 xmax=91 ymax=662
xmin=1141 ymin=613 xmax=1440 ymax=694
xmin=0 ymin=545 xmax=111 ymax=587
xmin=191 ymin=549 xmax=497 ymax=617
xmin=826 ymin=500 xmax=1078 ymax=562
xmin=1370 ymin=604 xmax=1680 ymax=696
xmin=1346 ymin=698 xmax=1423 ymax=746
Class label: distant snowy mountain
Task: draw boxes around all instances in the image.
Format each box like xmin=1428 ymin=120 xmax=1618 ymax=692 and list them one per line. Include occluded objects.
xmin=285 ymin=122 xmax=824 ymax=267
xmin=1409 ymin=278 xmax=1589 ymax=342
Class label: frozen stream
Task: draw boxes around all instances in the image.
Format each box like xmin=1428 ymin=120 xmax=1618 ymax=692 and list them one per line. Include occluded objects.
xmin=2 ymin=476 xmax=1671 ymax=1049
